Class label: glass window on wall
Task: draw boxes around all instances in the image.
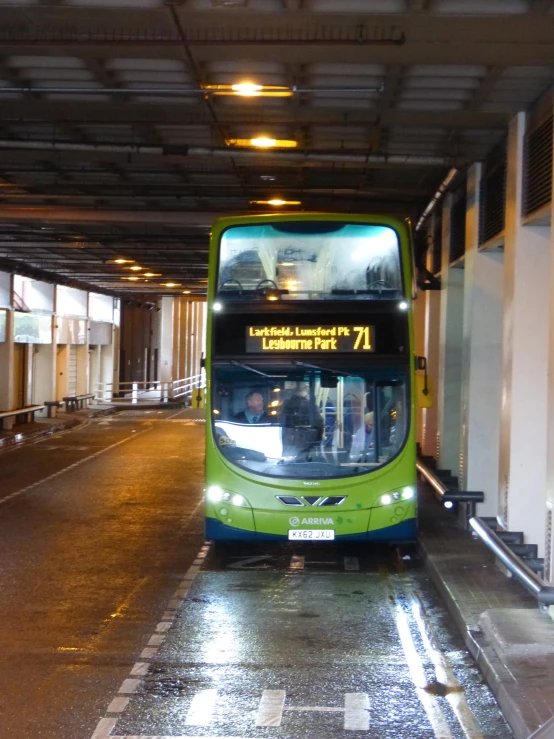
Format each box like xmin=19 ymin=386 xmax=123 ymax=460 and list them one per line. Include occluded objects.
xmin=0 ymin=272 xmax=10 ymax=309
xmin=0 ymin=309 xmax=6 ymax=342
xmin=13 ymin=275 xmax=54 ymax=314
xmin=89 ymin=293 xmax=114 ymax=322
xmin=56 ymin=285 xmax=88 ymax=317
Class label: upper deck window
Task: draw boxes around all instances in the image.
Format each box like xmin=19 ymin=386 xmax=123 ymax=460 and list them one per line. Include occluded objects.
xmin=217 ymin=222 xmax=403 ymax=301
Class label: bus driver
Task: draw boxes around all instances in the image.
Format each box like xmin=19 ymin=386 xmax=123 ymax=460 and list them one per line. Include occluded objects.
xmin=233 ymin=391 xmax=270 ymax=424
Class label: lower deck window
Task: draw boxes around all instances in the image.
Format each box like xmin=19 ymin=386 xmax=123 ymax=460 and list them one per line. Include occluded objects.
xmin=211 ymin=366 xmax=408 ymax=480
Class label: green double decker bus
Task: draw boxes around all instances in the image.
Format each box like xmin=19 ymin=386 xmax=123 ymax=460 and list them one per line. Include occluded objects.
xmin=204 ymin=213 xmax=418 ymax=543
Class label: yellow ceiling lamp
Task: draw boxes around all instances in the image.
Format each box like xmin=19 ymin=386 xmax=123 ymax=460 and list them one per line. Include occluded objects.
xmin=251 ymin=199 xmax=301 ymax=206
xmin=204 ymin=82 xmax=292 ymax=98
xmin=227 ymin=136 xmax=297 ymax=148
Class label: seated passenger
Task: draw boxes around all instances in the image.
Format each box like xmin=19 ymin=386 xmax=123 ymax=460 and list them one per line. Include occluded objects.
xmin=233 ymin=391 xmax=270 ymax=424
xmin=349 ymin=411 xmax=375 ymax=460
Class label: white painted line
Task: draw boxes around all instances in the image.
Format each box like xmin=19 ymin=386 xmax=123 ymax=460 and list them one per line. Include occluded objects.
xmin=290 ymin=555 xmax=305 ymax=570
xmin=130 ymin=662 xmax=150 ymax=676
xmin=0 ymin=426 xmax=151 ymax=507
xmin=90 ymin=544 xmax=208 ymax=739
xmin=344 ymin=693 xmax=370 ymax=731
xmin=107 ymin=697 xmax=129 ymax=713
xmin=118 ymin=678 xmax=140 ymax=695
xmin=91 ymin=717 xmax=118 ymax=738
xmin=344 ymin=556 xmax=360 ymax=571
xmin=284 ymin=706 xmax=344 ymax=712
xmin=409 ymin=595 xmax=484 ymax=739
xmin=168 ymin=599 xmax=182 ymax=609
xmin=394 ymin=605 xmax=454 ymax=738
xmin=255 ymin=690 xmax=286 ymax=727
xmin=184 ymin=689 xmax=218 ymax=726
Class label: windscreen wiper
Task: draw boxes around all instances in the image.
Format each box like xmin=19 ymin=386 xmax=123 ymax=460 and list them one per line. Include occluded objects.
xmin=230 ymin=360 xmax=274 ymax=378
xmin=292 ymin=360 xmax=353 ymax=377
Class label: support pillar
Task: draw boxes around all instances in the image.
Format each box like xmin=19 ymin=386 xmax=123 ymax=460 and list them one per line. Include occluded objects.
xmin=413 ymin=281 xmax=426 ymax=448
xmin=158 ymin=296 xmax=175 ymax=385
xmin=437 ymin=194 xmax=464 ymax=474
xmin=421 ymin=214 xmax=441 ymax=459
xmin=460 ymin=164 xmax=504 ymax=515
xmin=33 ymin=316 xmax=57 ymax=415
xmin=499 ymin=112 xmax=550 ymax=550
xmin=0 ymin=309 xmax=15 ymax=414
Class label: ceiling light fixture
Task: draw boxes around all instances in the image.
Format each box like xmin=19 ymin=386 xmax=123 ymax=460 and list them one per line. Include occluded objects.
xmin=144 ymin=272 xmax=161 ymax=277
xmin=162 ymin=282 xmax=181 ymax=288
xmin=251 ymin=199 xmax=301 ymax=206
xmin=226 ymin=137 xmax=297 ymax=149
xmin=204 ymin=83 xmax=292 ymax=98
xmin=112 ymin=258 xmax=134 ymax=264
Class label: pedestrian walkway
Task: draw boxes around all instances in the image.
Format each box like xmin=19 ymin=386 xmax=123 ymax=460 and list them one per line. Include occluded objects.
xmin=419 ymin=483 xmax=554 ymax=739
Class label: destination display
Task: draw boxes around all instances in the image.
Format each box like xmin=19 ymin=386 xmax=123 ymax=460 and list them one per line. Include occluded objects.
xmin=246 ymin=325 xmax=375 ymax=353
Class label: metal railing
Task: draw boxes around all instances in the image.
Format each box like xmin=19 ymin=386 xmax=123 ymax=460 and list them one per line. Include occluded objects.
xmin=94 ymin=374 xmax=205 ymax=405
xmin=469 ymin=517 xmax=554 ymax=610
xmin=528 ymin=714 xmax=554 ymax=738
xmin=416 ymin=460 xmax=484 ymax=520
xmin=170 ymin=374 xmax=204 ymax=399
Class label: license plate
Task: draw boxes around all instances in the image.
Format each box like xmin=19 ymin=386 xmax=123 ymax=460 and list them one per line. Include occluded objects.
xmin=288 ymin=529 xmax=335 ymax=541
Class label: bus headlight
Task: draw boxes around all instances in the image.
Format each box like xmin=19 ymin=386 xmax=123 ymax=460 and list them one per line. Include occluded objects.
xmin=231 ymin=494 xmax=247 ymax=507
xmin=402 ymin=487 xmax=415 ymax=501
xmin=207 ymin=486 xmax=224 ymax=503
xmin=380 ymin=494 xmax=393 ymax=506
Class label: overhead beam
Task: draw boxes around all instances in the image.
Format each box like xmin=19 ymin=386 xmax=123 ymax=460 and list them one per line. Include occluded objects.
xmin=0 ymin=207 xmax=227 ymax=225
xmin=0 ymin=101 xmax=509 ymax=128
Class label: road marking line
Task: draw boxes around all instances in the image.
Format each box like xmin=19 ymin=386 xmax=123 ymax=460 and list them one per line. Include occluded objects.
xmin=344 ymin=556 xmax=360 ymax=571
xmin=0 ymin=426 xmax=151 ymax=507
xmin=130 ymin=662 xmax=150 ymax=676
xmin=168 ymin=599 xmax=182 ymax=609
xmin=344 ymin=692 xmax=370 ymax=731
xmin=256 ymin=689 xmax=286 ymax=727
xmin=284 ymin=706 xmax=344 ymax=712
xmin=89 ymin=543 xmax=209 ymax=739
xmin=395 ymin=605 xmax=454 ymax=738
xmin=118 ymin=678 xmax=140 ymax=695
xmin=410 ymin=594 xmax=484 ymax=739
xmin=290 ymin=555 xmax=305 ymax=570
xmin=107 ymin=697 xmax=129 ymax=713
xmin=90 ymin=717 xmax=118 ymax=739
xmin=162 ymin=610 xmax=177 ymax=620
xmin=185 ymin=689 xmax=218 ymax=726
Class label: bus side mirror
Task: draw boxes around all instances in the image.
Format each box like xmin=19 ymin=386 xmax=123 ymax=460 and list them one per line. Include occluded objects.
xmin=415 ymin=356 xmax=433 ymax=409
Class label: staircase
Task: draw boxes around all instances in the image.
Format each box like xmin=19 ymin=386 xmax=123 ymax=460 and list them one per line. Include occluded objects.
xmin=481 ymin=517 xmax=545 ymax=578
xmin=417 ymin=447 xmax=545 ymax=578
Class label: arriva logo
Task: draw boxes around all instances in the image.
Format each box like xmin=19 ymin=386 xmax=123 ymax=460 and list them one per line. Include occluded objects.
xmin=289 ymin=517 xmax=300 ymax=526
xmin=289 ymin=516 xmax=334 ymax=527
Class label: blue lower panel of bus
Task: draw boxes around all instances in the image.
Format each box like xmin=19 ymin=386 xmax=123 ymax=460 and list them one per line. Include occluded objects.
xmin=205 ymin=517 xmax=417 ymax=543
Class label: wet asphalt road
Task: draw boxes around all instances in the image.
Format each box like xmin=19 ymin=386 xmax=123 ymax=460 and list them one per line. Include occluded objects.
xmin=0 ymin=408 xmax=205 ymax=738
xmin=0 ymin=410 xmax=512 ymax=738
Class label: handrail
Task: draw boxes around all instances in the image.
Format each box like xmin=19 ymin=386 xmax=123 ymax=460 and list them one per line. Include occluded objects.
xmin=416 ymin=460 xmax=447 ymax=500
xmin=416 ymin=460 xmax=484 ymax=505
xmin=528 ymin=714 xmax=554 ymax=738
xmin=469 ymin=517 xmax=554 ymax=608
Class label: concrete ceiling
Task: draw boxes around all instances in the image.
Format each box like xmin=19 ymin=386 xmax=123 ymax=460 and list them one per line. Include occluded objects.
xmin=0 ymin=0 xmax=552 ymax=296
